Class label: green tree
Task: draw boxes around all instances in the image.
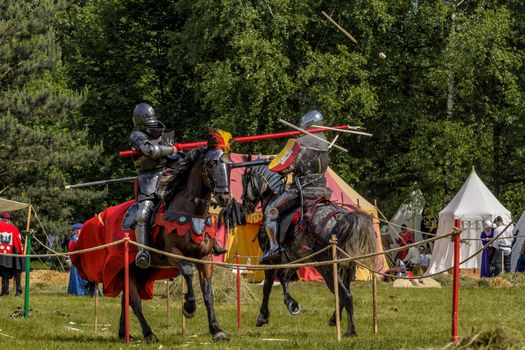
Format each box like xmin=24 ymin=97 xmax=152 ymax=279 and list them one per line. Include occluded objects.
xmin=445 ymin=2 xmax=524 ymax=199
xmin=57 ymin=0 xmax=525 ymax=220
xmin=0 ymin=0 xmax=105 ymax=235
xmin=58 ymin=0 xmax=192 ymax=203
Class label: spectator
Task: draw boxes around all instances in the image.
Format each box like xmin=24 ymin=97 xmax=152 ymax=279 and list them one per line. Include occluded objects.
xmin=395 ymin=224 xmax=414 ymax=261
xmin=492 ymin=216 xmax=512 ymax=275
xmin=0 ymin=212 xmax=24 ymax=296
xmin=419 ymin=245 xmax=431 ymax=268
xmin=402 ymin=240 xmax=421 ymax=269
xmin=67 ymin=223 xmax=96 ymax=296
xmin=480 ymin=220 xmax=494 ymax=278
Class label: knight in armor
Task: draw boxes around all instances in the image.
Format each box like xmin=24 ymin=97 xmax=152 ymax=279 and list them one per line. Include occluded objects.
xmin=261 ymin=110 xmax=332 ymax=263
xmin=129 ymin=103 xmax=227 ymax=269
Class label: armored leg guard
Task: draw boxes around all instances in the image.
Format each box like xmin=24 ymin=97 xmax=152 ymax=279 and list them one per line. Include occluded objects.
xmin=260 ymin=214 xmax=281 ymax=264
xmin=135 ymin=199 xmax=155 ymax=269
xmin=135 ymin=223 xmax=151 ymax=269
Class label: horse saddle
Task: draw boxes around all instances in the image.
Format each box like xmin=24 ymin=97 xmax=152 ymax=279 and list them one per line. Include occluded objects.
xmin=121 ymin=202 xmax=138 ymax=230
xmin=277 ymin=200 xmax=346 ymax=245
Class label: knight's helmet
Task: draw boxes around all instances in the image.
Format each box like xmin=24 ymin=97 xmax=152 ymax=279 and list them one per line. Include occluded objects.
xmin=299 ymin=110 xmax=324 ymax=130
xmin=132 ymin=103 xmax=164 ymax=136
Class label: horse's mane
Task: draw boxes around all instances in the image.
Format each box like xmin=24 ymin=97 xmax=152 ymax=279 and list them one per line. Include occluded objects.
xmin=250 ymin=163 xmax=284 ymax=195
xmin=163 ymin=148 xmax=204 ymax=203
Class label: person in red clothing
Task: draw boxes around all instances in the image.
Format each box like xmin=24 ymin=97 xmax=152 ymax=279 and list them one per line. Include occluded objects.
xmin=395 ymin=224 xmax=414 ymax=262
xmin=0 ymin=212 xmax=25 ymax=296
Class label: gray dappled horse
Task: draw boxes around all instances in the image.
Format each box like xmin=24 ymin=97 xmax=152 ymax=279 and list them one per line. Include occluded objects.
xmin=241 ymin=163 xmax=376 ymax=336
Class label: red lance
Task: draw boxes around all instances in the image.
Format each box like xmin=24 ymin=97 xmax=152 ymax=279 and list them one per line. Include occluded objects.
xmin=119 ymin=125 xmax=352 ymax=157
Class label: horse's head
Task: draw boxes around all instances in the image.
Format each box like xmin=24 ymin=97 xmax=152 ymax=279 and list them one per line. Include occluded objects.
xmin=242 ymin=157 xmax=285 ymax=213
xmin=241 ymin=157 xmax=285 ymax=214
xmin=203 ymin=148 xmax=232 ymax=207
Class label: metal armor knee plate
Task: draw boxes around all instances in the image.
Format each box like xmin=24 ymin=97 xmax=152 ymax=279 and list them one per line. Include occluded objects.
xmin=268 ymin=207 xmax=279 ymax=220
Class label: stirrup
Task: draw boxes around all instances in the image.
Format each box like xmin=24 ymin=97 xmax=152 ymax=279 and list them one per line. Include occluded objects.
xmin=136 ymin=250 xmax=151 ymax=269
xmin=260 ymin=247 xmax=282 ymax=264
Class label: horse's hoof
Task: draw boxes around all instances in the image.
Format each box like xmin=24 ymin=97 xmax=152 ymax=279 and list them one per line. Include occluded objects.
xmin=344 ymin=331 xmax=357 ymax=337
xmin=212 ymin=331 xmax=229 ymax=341
xmin=145 ymin=333 xmax=158 ymax=343
xmin=119 ymin=335 xmax=138 ymax=342
xmin=183 ymin=302 xmax=196 ymax=318
xmin=256 ymin=314 xmax=269 ymax=327
xmin=287 ymin=300 xmax=301 ymax=315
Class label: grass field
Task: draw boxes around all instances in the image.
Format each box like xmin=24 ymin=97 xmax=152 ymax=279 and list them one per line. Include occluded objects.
xmin=1 ymin=271 xmax=525 ymax=349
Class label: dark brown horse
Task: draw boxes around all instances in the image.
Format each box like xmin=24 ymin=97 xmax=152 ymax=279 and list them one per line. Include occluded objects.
xmin=75 ymin=146 xmax=233 ymax=343
xmin=241 ymin=163 xmax=377 ymax=336
xmin=146 ymin=147 xmax=232 ymax=341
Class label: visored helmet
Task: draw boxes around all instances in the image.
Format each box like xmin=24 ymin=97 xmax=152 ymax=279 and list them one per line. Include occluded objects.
xmin=132 ymin=103 xmax=165 ymax=136
xmin=299 ymin=110 xmax=324 ymax=129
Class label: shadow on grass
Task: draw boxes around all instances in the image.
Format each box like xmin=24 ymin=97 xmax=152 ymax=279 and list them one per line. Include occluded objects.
xmin=28 ymin=333 xmax=118 ymax=344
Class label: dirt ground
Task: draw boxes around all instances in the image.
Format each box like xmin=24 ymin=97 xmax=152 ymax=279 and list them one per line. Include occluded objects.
xmin=28 ymin=269 xmax=69 ymax=284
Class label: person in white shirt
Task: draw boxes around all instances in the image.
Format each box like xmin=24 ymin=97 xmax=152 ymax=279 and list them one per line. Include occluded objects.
xmin=402 ymin=240 xmax=421 ymax=268
xmin=419 ymin=245 xmax=430 ymax=268
xmin=492 ymin=216 xmax=512 ymax=275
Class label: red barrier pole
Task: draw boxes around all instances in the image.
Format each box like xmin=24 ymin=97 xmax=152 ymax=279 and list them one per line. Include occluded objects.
xmin=236 ymin=253 xmax=241 ymax=331
xmin=452 ymin=219 xmax=461 ymax=344
xmin=124 ymin=233 xmax=130 ymax=345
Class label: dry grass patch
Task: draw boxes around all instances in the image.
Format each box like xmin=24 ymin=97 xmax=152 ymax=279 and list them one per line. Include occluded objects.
xmin=445 ymin=328 xmax=525 ymax=349
xmin=29 ymin=269 xmax=69 ymax=284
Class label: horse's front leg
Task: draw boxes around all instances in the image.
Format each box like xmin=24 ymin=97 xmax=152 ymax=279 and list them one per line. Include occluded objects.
xmin=197 ymin=259 xmax=229 ymax=341
xmin=179 ymin=261 xmax=197 ymax=318
xmin=118 ymin=270 xmax=156 ymax=343
xmin=256 ymin=268 xmax=277 ymax=326
xmin=167 ymin=246 xmax=197 ymax=319
xmin=279 ymin=269 xmax=300 ymax=315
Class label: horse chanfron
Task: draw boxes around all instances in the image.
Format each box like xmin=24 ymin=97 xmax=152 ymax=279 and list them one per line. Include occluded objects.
xmin=203 ymin=148 xmax=232 ymax=207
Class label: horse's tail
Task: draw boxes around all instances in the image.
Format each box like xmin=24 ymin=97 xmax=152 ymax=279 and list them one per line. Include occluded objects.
xmin=337 ymin=211 xmax=377 ymax=268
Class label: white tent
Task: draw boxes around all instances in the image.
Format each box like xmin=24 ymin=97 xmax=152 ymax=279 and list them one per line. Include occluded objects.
xmin=0 ymin=197 xmax=32 ymax=249
xmin=510 ymin=211 xmax=525 ymax=272
xmin=0 ymin=197 xmax=30 ymax=212
xmin=426 ymin=169 xmax=512 ymax=275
